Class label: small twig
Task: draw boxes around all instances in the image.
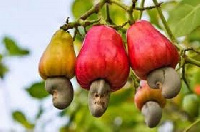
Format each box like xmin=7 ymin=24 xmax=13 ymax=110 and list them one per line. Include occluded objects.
xmin=139 ymin=0 xmax=145 ymax=19
xmin=60 ymin=19 xmax=101 ymax=30
xmin=105 ymin=3 xmax=113 ymax=24
xmin=108 ymin=21 xmax=128 ymax=30
xmin=110 ymin=0 xmax=129 ymax=11
xmin=184 ymin=119 xmax=200 ymax=132
xmin=184 ymin=47 xmax=200 ymax=54
xmin=152 ymin=0 xmax=177 ymax=44
xmin=130 ymin=70 xmax=139 ymax=93
xmin=136 ymin=2 xmax=163 ymax=11
xmin=80 ymin=0 xmax=106 ymax=20
xmin=128 ymin=0 xmax=137 ymax=25
xmin=185 ymin=57 xmax=200 ymax=67
xmin=182 ymin=63 xmax=192 ymax=93
xmin=65 ymin=17 xmax=70 ymax=24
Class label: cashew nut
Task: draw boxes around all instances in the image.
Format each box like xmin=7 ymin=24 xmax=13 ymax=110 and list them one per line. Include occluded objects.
xmin=141 ymin=101 xmax=162 ymax=128
xmin=88 ymin=79 xmax=111 ymax=117
xmin=147 ymin=67 xmax=181 ymax=99
xmin=45 ymin=77 xmax=74 ymax=109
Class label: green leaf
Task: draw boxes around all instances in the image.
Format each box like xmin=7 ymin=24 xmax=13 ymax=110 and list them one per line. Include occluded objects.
xmin=168 ymin=0 xmax=200 ymax=37
xmin=188 ymin=27 xmax=200 ymax=42
xmin=2 ymin=36 xmax=29 ymax=56
xmin=108 ymin=4 xmax=127 ymax=25
xmin=0 ymin=62 xmax=9 ymax=79
xmin=147 ymin=9 xmax=162 ymax=29
xmin=12 ymin=111 xmax=34 ymax=129
xmin=26 ymin=82 xmax=49 ymax=100
xmin=110 ymin=87 xmax=134 ymax=106
xmin=72 ymin=0 xmax=94 ymax=19
xmin=161 ymin=1 xmax=178 ymax=11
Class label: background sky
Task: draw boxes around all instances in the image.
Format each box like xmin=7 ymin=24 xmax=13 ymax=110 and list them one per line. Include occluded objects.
xmin=0 ymin=0 xmax=74 ymax=131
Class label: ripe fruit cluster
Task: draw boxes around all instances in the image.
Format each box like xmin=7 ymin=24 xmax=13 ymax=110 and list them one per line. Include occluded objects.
xmin=38 ymin=20 xmax=181 ymax=128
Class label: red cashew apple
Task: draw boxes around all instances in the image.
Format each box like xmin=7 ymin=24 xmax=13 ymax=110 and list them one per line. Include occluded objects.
xmin=134 ymin=80 xmax=166 ymax=128
xmin=75 ymin=25 xmax=130 ymax=117
xmin=127 ymin=20 xmax=181 ymax=99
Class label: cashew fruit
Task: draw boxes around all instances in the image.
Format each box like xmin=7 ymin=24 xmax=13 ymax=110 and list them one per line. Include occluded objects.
xmin=38 ymin=29 xmax=76 ymax=109
xmin=142 ymin=101 xmax=162 ymax=128
xmin=39 ymin=29 xmax=76 ymax=80
xmin=134 ymin=80 xmax=165 ymax=127
xmin=45 ymin=77 xmax=73 ymax=109
xmin=127 ymin=20 xmax=179 ymax=80
xmin=75 ymin=25 xmax=130 ymax=117
xmin=134 ymin=80 xmax=166 ymax=110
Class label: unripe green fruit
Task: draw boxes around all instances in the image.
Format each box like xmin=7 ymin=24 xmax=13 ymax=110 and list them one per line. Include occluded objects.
xmin=182 ymin=94 xmax=200 ymax=118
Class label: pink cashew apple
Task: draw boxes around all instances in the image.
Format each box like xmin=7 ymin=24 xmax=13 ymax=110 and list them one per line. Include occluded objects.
xmin=127 ymin=20 xmax=181 ymax=99
xmin=134 ymin=80 xmax=166 ymax=128
xmin=75 ymin=25 xmax=130 ymax=117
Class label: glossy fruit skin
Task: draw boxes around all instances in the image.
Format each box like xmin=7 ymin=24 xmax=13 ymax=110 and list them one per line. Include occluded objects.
xmin=127 ymin=20 xmax=179 ymax=79
xmin=39 ymin=29 xmax=76 ymax=80
xmin=134 ymin=80 xmax=166 ymax=110
xmin=75 ymin=25 xmax=130 ymax=91
xmin=182 ymin=94 xmax=200 ymax=118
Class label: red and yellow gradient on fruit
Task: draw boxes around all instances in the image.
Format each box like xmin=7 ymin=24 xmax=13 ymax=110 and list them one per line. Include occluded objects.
xmin=39 ymin=29 xmax=76 ymax=110
xmin=134 ymin=80 xmax=166 ymax=128
xmin=134 ymin=80 xmax=166 ymax=110
xmin=39 ymin=29 xmax=76 ymax=80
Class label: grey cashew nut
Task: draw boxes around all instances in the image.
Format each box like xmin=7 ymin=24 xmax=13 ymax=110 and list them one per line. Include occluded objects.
xmin=141 ymin=101 xmax=162 ymax=128
xmin=45 ymin=77 xmax=74 ymax=110
xmin=147 ymin=67 xmax=181 ymax=99
xmin=88 ymin=79 xmax=111 ymax=117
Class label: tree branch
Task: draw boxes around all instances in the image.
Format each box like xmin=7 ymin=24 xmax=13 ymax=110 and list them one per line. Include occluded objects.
xmin=152 ymin=0 xmax=177 ymax=44
xmin=110 ymin=0 xmax=129 ymax=11
xmin=139 ymin=0 xmax=145 ymax=19
xmin=136 ymin=2 xmax=163 ymax=11
xmin=60 ymin=19 xmax=101 ymax=30
xmin=185 ymin=57 xmax=200 ymax=67
xmin=105 ymin=3 xmax=113 ymax=24
xmin=80 ymin=0 xmax=106 ymax=20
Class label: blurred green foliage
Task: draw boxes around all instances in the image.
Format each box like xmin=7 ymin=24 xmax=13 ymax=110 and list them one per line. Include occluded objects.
xmin=168 ymin=0 xmax=200 ymax=37
xmin=2 ymin=36 xmax=29 ymax=56
xmin=12 ymin=111 xmax=34 ymax=129
xmin=0 ymin=36 xmax=29 ymax=78
xmin=26 ymin=81 xmax=48 ymax=100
